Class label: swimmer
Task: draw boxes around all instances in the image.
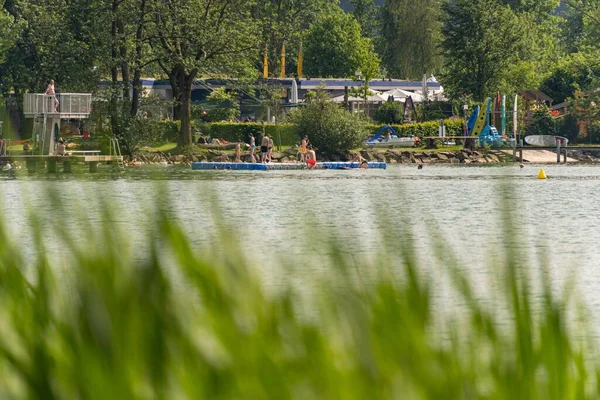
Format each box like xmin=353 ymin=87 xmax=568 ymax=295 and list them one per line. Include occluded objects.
xmin=359 ymin=160 xmax=369 ymax=169
xmin=519 ymin=164 xmax=524 ymax=169
xmin=260 ymin=135 xmax=269 ymax=163
xmin=248 ymin=133 xmax=256 ymax=163
xmin=306 ymin=146 xmax=317 ymax=169
xmin=417 ymin=164 xmax=423 ymax=170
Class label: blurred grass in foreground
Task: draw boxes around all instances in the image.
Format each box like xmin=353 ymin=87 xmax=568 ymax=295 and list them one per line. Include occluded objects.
xmin=0 ymin=189 xmax=597 ymax=399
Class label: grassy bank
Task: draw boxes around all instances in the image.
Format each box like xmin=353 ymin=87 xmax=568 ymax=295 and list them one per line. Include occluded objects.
xmin=0 ymin=190 xmax=595 ymax=398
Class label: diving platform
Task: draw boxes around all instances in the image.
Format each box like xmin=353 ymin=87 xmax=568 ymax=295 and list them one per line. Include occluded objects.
xmin=22 ymin=93 xmax=92 ymax=157
xmin=191 ymin=162 xmax=387 ymax=171
xmin=23 ymin=93 xmax=92 ymax=119
xmin=0 ymin=155 xmax=123 ymax=173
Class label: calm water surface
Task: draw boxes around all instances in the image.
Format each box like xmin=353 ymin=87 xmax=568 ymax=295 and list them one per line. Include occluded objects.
xmin=2 ymin=164 xmax=600 ymax=315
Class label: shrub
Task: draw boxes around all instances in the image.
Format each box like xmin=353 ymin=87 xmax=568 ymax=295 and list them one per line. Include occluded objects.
xmin=375 ymin=102 xmax=404 ymax=124
xmin=365 ymin=119 xmax=464 ymax=140
xmin=525 ymin=106 xmax=556 ymax=137
xmin=290 ymin=90 xmax=369 ymax=155
xmin=556 ymin=115 xmax=579 ymax=143
xmin=158 ymin=120 xmax=181 ymax=142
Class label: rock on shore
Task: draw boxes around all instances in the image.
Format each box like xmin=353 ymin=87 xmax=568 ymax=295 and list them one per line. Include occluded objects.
xmin=131 ymin=147 xmax=508 ymax=165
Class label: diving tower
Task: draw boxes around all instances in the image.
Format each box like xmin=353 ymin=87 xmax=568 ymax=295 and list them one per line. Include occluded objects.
xmin=23 ymin=93 xmax=92 ymax=155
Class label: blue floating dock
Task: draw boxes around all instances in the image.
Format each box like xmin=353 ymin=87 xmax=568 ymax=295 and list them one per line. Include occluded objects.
xmin=191 ymin=162 xmax=386 ymax=171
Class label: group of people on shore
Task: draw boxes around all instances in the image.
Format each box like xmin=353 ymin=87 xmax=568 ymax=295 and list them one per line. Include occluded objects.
xmin=245 ymin=133 xmax=317 ymax=167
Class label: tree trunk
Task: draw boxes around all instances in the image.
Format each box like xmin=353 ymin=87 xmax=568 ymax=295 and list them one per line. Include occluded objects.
xmin=179 ymin=72 xmax=196 ymax=146
xmin=117 ymin=18 xmax=130 ymax=102
xmin=130 ymin=0 xmax=146 ymax=117
xmin=110 ymin=0 xmax=120 ymax=137
xmin=169 ymin=68 xmax=182 ymax=120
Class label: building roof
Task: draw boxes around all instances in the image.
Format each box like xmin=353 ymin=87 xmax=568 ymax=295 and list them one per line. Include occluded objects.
xmin=129 ymin=78 xmax=442 ymax=92
xmin=518 ymin=90 xmax=553 ymax=103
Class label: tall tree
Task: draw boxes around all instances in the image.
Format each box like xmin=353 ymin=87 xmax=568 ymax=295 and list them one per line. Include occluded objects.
xmin=148 ymin=0 xmax=259 ymax=146
xmin=304 ymin=11 xmax=378 ymax=78
xmin=0 ymin=0 xmax=100 ymax=96
xmin=349 ymin=0 xmax=380 ymax=38
xmin=253 ymin=0 xmax=334 ymax=77
xmin=380 ymin=0 xmax=442 ymax=79
xmin=440 ymin=0 xmax=525 ymax=100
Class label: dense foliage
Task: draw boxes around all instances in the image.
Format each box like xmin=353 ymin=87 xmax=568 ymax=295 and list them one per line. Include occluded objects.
xmin=0 ymin=192 xmax=598 ymax=398
xmin=525 ymin=106 xmax=556 ymax=137
xmin=374 ymin=101 xmax=404 ymax=124
xmin=3 ymin=0 xmax=600 ymax=143
xmin=303 ymin=11 xmax=379 ymax=78
xmin=290 ymin=90 xmax=369 ymax=154
xmin=380 ymin=0 xmax=443 ymax=79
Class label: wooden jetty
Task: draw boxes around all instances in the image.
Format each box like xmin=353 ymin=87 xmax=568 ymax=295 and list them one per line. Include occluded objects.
xmin=0 ymin=155 xmax=123 ymax=173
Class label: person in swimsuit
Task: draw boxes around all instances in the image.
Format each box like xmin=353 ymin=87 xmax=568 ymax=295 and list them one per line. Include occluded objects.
xmin=45 ymin=80 xmax=59 ymax=112
xmin=234 ymin=143 xmax=241 ymax=163
xmin=260 ymin=135 xmax=269 ymax=163
xmin=300 ymin=136 xmax=308 ymax=162
xmin=248 ymin=133 xmax=256 ymax=163
xmin=267 ymin=137 xmax=274 ymax=163
xmin=306 ymin=145 xmax=317 ymax=169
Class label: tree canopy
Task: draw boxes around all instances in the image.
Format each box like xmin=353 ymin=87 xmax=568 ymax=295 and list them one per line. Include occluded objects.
xmin=304 ymin=11 xmax=379 ymax=78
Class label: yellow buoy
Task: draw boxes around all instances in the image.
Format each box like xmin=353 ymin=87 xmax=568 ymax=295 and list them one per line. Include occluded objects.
xmin=537 ymin=168 xmax=547 ymax=180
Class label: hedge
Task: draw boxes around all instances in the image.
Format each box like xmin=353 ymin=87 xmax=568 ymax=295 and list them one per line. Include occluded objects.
xmin=190 ymin=119 xmax=465 ymax=147
xmin=199 ymin=122 xmax=299 ymax=146
xmin=367 ymin=119 xmax=465 ymax=138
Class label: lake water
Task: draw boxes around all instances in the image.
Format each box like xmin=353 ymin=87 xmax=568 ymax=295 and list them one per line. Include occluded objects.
xmin=3 ymin=164 xmax=600 ymax=317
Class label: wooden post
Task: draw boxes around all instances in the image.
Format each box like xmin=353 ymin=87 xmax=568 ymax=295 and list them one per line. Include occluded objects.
xmin=26 ymin=159 xmax=37 ymax=173
xmin=564 ymin=148 xmax=567 ymax=164
xmin=89 ymin=161 xmax=98 ymax=173
xmin=519 ymin=148 xmax=523 ymax=163
xmin=63 ymin=159 xmax=72 ymax=173
xmin=47 ymin=158 xmax=57 ymax=173
xmin=556 ymin=141 xmax=561 ymax=164
xmin=512 ymin=142 xmax=516 ymax=162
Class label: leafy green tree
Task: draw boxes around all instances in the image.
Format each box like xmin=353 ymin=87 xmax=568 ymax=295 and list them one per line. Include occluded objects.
xmin=205 ymin=88 xmax=241 ymax=122
xmin=0 ymin=0 xmax=100 ymax=98
xmin=253 ymin=0 xmax=334 ymax=77
xmin=380 ymin=0 xmax=443 ymax=79
xmin=349 ymin=0 xmax=380 ymax=38
xmin=148 ymin=0 xmax=260 ymax=147
xmin=0 ymin=5 xmax=19 ymax=63
xmin=525 ymin=105 xmax=556 ymax=137
xmin=540 ymin=50 xmax=600 ymax=103
xmin=440 ymin=0 xmax=525 ymax=100
xmin=501 ymin=0 xmax=560 ymax=15
xmin=290 ymin=89 xmax=369 ymax=155
xmin=304 ymin=11 xmax=378 ymax=78
xmin=375 ymin=101 xmax=403 ymax=124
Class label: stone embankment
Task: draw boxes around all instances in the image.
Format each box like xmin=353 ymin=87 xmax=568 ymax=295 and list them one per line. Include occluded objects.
xmin=568 ymin=149 xmax=600 ymax=162
xmin=132 ymin=147 xmax=506 ymax=165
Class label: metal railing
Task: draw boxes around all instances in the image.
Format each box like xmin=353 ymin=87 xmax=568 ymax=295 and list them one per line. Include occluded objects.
xmin=23 ymin=93 xmax=92 ymax=116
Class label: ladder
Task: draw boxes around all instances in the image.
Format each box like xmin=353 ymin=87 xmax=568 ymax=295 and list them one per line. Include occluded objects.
xmin=0 ymin=139 xmax=8 ymax=155
xmin=109 ymin=138 xmax=125 ymax=170
xmin=33 ymin=115 xmax=47 ymax=155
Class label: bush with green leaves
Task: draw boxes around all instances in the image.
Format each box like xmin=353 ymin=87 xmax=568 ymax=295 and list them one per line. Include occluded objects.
xmin=375 ymin=102 xmax=404 ymax=124
xmin=525 ymin=106 xmax=556 ymax=137
xmin=290 ymin=91 xmax=369 ymax=155
xmin=365 ymin=119 xmax=464 ymax=139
